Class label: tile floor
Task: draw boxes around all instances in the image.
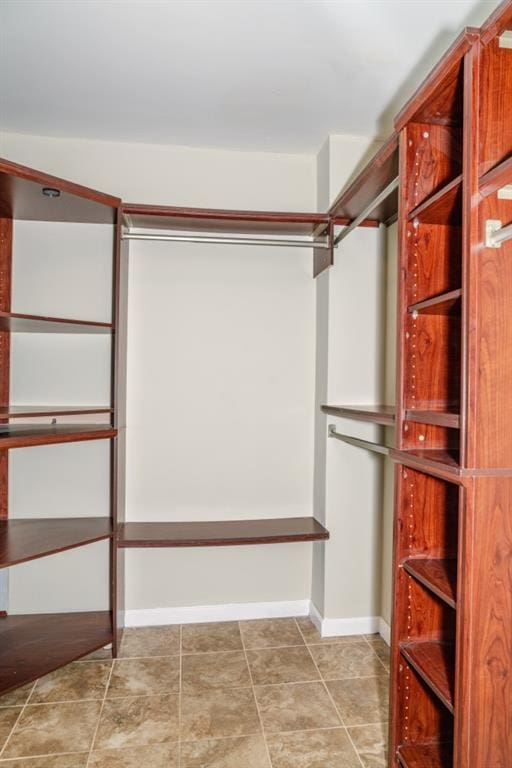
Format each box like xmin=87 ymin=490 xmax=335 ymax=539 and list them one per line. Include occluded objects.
xmin=0 ymin=617 xmax=390 ymax=767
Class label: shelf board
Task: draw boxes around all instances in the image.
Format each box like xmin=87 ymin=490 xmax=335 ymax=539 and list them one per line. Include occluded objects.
xmin=0 ymin=405 xmax=113 ymax=419
xmin=408 ymin=174 xmax=462 ymax=225
xmin=479 ymin=156 xmax=512 ymax=198
xmin=402 ymin=558 xmax=457 ymax=609
xmin=408 ymin=289 xmax=462 ymax=316
xmin=0 ymin=157 xmax=119 ymax=224
xmin=390 ymin=447 xmax=461 ymax=478
xmin=0 ymin=424 xmax=116 ymax=449
xmin=405 ymin=410 xmax=460 ymax=429
xmin=118 ymin=517 xmax=329 ymax=548
xmin=0 ymin=518 xmax=112 ymax=568
xmin=397 ymin=743 xmax=453 ymax=768
xmin=400 ymin=640 xmax=455 ymax=713
xmin=321 ymin=404 xmax=395 ymax=426
xmin=0 ymin=611 xmax=112 ymax=695
xmin=0 ymin=311 xmax=112 ymax=334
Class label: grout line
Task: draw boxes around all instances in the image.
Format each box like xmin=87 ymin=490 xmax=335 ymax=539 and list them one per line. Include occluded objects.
xmin=178 ymin=625 xmax=182 ymax=768
xmin=362 ymin=635 xmax=390 ymax=675
xmin=295 ymin=619 xmax=366 ymax=768
xmin=0 ymin=680 xmax=37 ymax=760
xmin=85 ymin=655 xmax=115 ymax=766
xmin=239 ymin=622 xmax=273 ymax=768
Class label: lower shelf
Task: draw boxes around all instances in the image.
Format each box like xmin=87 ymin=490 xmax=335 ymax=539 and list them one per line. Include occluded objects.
xmin=0 ymin=611 xmax=112 ymax=695
xmin=400 ymin=640 xmax=455 ymax=713
xmin=118 ymin=517 xmax=329 ymax=547
xmin=397 ymin=743 xmax=453 ymax=768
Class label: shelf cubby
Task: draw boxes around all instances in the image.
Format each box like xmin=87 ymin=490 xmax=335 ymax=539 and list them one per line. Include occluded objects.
xmin=402 ymin=558 xmax=457 ymax=609
xmin=407 ymin=174 xmax=462 ymax=226
xmin=400 ymin=640 xmax=455 ymax=713
xmin=0 ymin=423 xmax=116 ymax=449
xmin=397 ymin=743 xmax=453 ymax=768
xmin=320 ymin=404 xmax=395 ymax=426
xmin=408 ymin=289 xmax=461 ymax=316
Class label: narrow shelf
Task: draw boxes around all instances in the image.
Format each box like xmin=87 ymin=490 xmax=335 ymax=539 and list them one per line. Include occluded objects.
xmin=0 ymin=311 xmax=113 ymax=334
xmin=405 ymin=410 xmax=460 ymax=429
xmin=400 ymin=641 xmax=455 ymax=713
xmin=390 ymin=448 xmax=461 ymax=478
xmin=321 ymin=404 xmax=395 ymax=426
xmin=0 ymin=518 xmax=112 ymax=568
xmin=408 ymin=174 xmax=462 ymax=225
xmin=0 ymin=424 xmax=116 ymax=449
xmin=479 ymin=156 xmax=512 ymax=199
xmin=402 ymin=559 xmax=457 ymax=609
xmin=0 ymin=405 xmax=113 ymax=419
xmin=0 ymin=611 xmax=112 ymax=695
xmin=408 ymin=289 xmax=461 ymax=316
xmin=118 ymin=517 xmax=329 ymax=548
xmin=397 ymin=743 xmax=453 ymax=768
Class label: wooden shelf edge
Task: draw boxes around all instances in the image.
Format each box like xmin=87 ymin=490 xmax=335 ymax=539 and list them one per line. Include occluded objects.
xmin=402 ymin=558 xmax=457 ymax=609
xmin=408 ymin=289 xmax=462 ymax=316
xmin=407 ymin=174 xmax=463 ymax=224
xmin=397 ymin=743 xmax=453 ymax=768
xmin=400 ymin=640 xmax=455 ymax=714
xmin=0 ymin=424 xmax=117 ymax=449
xmin=0 ymin=405 xmax=113 ymax=419
xmin=390 ymin=448 xmax=462 ymax=479
xmin=405 ymin=409 xmax=460 ymax=429
xmin=0 ymin=311 xmax=113 ymax=334
xmin=321 ymin=404 xmax=395 ymax=426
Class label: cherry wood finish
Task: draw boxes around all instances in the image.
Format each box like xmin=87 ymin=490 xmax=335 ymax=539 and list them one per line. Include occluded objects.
xmin=402 ymin=559 xmax=457 ymax=609
xmin=0 ymin=611 xmax=112 ymax=695
xmin=0 ymin=311 xmax=113 ymax=334
xmin=408 ymin=175 xmax=462 ymax=226
xmin=397 ymin=743 xmax=453 ymax=768
xmin=408 ymin=290 xmax=461 ymax=317
xmin=479 ymin=155 xmax=512 ymax=197
xmin=400 ymin=641 xmax=455 ymax=713
xmin=404 ymin=411 xmax=460 ymax=429
xmin=118 ymin=517 xmax=329 ymax=548
xmin=0 ymin=424 xmax=116 ymax=449
xmin=320 ymin=404 xmax=395 ymax=426
xmin=0 ymin=517 xmax=112 ymax=568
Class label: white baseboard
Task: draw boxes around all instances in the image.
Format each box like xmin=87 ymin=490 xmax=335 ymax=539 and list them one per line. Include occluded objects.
xmin=379 ymin=617 xmax=391 ymax=646
xmin=311 ymin=603 xmax=388 ymax=641
xmin=124 ymin=599 xmax=310 ymax=627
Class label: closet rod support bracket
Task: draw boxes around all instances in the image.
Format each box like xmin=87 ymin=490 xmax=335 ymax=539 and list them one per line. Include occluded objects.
xmin=485 ymin=219 xmax=512 ymax=248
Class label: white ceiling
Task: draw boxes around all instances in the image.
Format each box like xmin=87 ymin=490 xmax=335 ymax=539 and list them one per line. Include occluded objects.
xmin=0 ymin=0 xmax=500 ymax=154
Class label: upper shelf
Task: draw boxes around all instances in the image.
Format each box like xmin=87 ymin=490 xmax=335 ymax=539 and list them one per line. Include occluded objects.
xmin=0 ymin=424 xmax=116 ymax=449
xmin=0 ymin=312 xmax=113 ymax=334
xmin=328 ymin=134 xmax=399 ymax=225
xmin=0 ymin=157 xmax=119 ymax=224
xmin=321 ymin=404 xmax=395 ymax=427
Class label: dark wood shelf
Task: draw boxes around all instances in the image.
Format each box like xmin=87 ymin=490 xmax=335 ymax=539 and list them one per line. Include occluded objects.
xmin=405 ymin=409 xmax=460 ymax=429
xmin=0 ymin=424 xmax=116 ymax=449
xmin=400 ymin=641 xmax=455 ymax=713
xmin=0 ymin=611 xmax=112 ymax=695
xmin=408 ymin=289 xmax=462 ymax=316
xmin=402 ymin=558 xmax=457 ymax=609
xmin=397 ymin=743 xmax=453 ymax=768
xmin=0 ymin=405 xmax=113 ymax=419
xmin=479 ymin=156 xmax=512 ymax=198
xmin=118 ymin=517 xmax=329 ymax=548
xmin=0 ymin=311 xmax=112 ymax=334
xmin=0 ymin=518 xmax=112 ymax=568
xmin=0 ymin=157 xmax=119 ymax=224
xmin=321 ymin=404 xmax=395 ymax=426
xmin=407 ymin=174 xmax=462 ymax=225
xmin=390 ymin=447 xmax=461 ymax=477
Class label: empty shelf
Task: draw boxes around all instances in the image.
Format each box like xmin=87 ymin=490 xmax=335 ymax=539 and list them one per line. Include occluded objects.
xmin=0 ymin=405 xmax=113 ymax=419
xmin=397 ymin=743 xmax=453 ymax=768
xmin=405 ymin=409 xmax=460 ymax=429
xmin=321 ymin=404 xmax=395 ymax=426
xmin=400 ymin=640 xmax=455 ymax=713
xmin=408 ymin=174 xmax=463 ymax=225
xmin=390 ymin=448 xmax=461 ymax=477
xmin=0 ymin=611 xmax=112 ymax=695
xmin=0 ymin=311 xmax=112 ymax=334
xmin=0 ymin=518 xmax=112 ymax=568
xmin=408 ymin=289 xmax=461 ymax=316
xmin=0 ymin=424 xmax=116 ymax=449
xmin=402 ymin=559 xmax=457 ymax=609
xmin=118 ymin=518 xmax=329 ymax=548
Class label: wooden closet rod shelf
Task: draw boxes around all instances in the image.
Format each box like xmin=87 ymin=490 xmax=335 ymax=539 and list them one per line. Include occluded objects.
xmin=321 ymin=404 xmax=395 ymax=426
xmin=0 ymin=312 xmax=113 ymax=334
xmin=118 ymin=518 xmax=329 ymax=548
xmin=397 ymin=743 xmax=453 ymax=768
xmin=400 ymin=640 xmax=455 ymax=713
xmin=408 ymin=289 xmax=462 ymax=316
xmin=0 ymin=424 xmax=117 ymax=449
xmin=402 ymin=558 xmax=457 ymax=609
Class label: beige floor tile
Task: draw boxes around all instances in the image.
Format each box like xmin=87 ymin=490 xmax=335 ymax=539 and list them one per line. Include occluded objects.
xmin=309 ymin=642 xmax=383 ymax=679
xmin=181 ymin=622 xmax=242 ymax=654
xmin=30 ymin=662 xmax=111 ymax=704
xmin=239 ymin=619 xmax=304 ymax=649
xmin=0 ymin=707 xmax=22 ymax=751
xmin=180 ymin=734 xmax=270 ymax=767
xmin=365 ymin=636 xmax=390 ymax=672
xmin=93 ymin=694 xmax=179 ymax=749
xmin=181 ymin=651 xmax=250 ymax=694
xmin=348 ymin=722 xmax=388 ymax=767
xmin=0 ymin=683 xmax=35 ymax=708
xmin=76 ymin=647 xmax=113 ymax=662
xmin=0 ymin=755 xmax=88 ymax=767
xmin=2 ymin=701 xmax=101 ymax=758
xmin=246 ymin=646 xmax=319 ymax=685
xmin=89 ymin=743 xmax=179 ymax=767
xmin=119 ymin=626 xmax=180 ymax=658
xmin=266 ymin=727 xmax=361 ymax=768
xmin=107 ymin=657 xmax=180 ymax=698
xmin=327 ymin=676 xmax=389 ymax=726
xmin=254 ymin=682 xmax=340 ymax=734
xmin=296 ymin=619 xmax=364 ymax=646
xmin=180 ymin=687 xmax=260 ymax=742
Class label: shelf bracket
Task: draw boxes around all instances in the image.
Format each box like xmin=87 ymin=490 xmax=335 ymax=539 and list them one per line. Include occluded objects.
xmin=485 ymin=219 xmax=512 ymax=248
xmin=497 ymin=184 xmax=512 ymax=200
xmin=499 ymin=30 xmax=512 ymax=49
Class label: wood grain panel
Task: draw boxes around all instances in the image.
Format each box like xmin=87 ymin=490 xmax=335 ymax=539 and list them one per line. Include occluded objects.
xmin=0 ymin=217 xmax=11 ymax=520
xmin=405 ymin=125 xmax=462 ymax=212
xmin=479 ymin=37 xmax=512 ymax=176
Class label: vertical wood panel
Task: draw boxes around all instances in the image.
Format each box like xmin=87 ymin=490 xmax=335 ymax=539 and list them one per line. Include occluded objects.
xmin=0 ymin=217 xmax=12 ymax=520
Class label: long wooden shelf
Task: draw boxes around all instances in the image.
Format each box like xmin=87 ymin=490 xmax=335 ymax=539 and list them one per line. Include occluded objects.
xmin=400 ymin=641 xmax=455 ymax=713
xmin=118 ymin=517 xmax=329 ymax=548
xmin=0 ymin=311 xmax=112 ymax=334
xmin=408 ymin=289 xmax=462 ymax=316
xmin=402 ymin=559 xmax=457 ymax=609
xmin=0 ymin=405 xmax=113 ymax=419
xmin=405 ymin=410 xmax=460 ymax=429
xmin=397 ymin=743 xmax=453 ymax=768
xmin=321 ymin=404 xmax=395 ymax=426
xmin=0 ymin=424 xmax=116 ymax=449
xmin=0 ymin=518 xmax=112 ymax=568
xmin=0 ymin=611 xmax=112 ymax=695
xmin=407 ymin=174 xmax=462 ymax=225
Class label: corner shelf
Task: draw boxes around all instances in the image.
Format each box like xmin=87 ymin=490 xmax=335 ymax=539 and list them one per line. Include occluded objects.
xmin=0 ymin=311 xmax=113 ymax=334
xmin=407 ymin=174 xmax=463 ymax=225
xmin=400 ymin=640 xmax=455 ymax=713
xmin=118 ymin=517 xmax=329 ymax=548
xmin=397 ymin=743 xmax=453 ymax=768
xmin=408 ymin=289 xmax=462 ymax=316
xmin=402 ymin=558 xmax=457 ymax=609
xmin=0 ymin=518 xmax=113 ymax=568
xmin=0 ymin=611 xmax=113 ymax=695
xmin=321 ymin=404 xmax=395 ymax=426
xmin=0 ymin=424 xmax=117 ymax=449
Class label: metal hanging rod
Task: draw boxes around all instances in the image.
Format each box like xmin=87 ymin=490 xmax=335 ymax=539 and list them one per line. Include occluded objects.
xmin=485 ymin=219 xmax=512 ymax=248
xmin=122 ymin=231 xmax=332 ymax=249
xmin=328 ymin=424 xmax=390 ymax=456
xmin=333 ymin=176 xmax=400 ymax=246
